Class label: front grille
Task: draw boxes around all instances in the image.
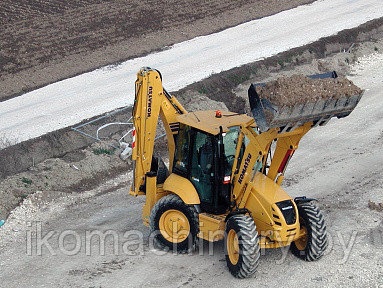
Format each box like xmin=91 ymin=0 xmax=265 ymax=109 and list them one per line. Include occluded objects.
xmin=276 ymin=200 xmax=296 ymax=225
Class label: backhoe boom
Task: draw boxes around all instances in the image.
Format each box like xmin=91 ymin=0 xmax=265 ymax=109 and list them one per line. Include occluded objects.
xmin=130 ymin=67 xmax=186 ymax=196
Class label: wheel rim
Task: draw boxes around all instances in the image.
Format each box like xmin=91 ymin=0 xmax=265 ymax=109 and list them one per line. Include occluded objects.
xmin=295 ymin=217 xmax=308 ymax=250
xmin=227 ymin=229 xmax=240 ymax=265
xmin=159 ymin=209 xmax=190 ymax=243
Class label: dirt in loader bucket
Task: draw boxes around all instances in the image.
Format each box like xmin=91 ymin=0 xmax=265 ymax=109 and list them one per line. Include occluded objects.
xmin=248 ymin=72 xmax=364 ymax=132
xmin=256 ymin=75 xmax=362 ymax=107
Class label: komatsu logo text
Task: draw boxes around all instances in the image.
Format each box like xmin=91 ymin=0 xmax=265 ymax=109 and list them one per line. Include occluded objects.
xmin=147 ymin=86 xmax=153 ymax=117
xmin=238 ymin=153 xmax=252 ymax=184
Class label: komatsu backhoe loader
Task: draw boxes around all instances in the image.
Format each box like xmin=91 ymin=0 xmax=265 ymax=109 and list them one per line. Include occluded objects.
xmin=130 ymin=67 xmax=363 ymax=278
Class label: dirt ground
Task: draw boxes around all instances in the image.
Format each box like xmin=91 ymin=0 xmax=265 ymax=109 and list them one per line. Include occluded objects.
xmin=0 ymin=141 xmax=130 ymax=220
xmin=0 ymin=0 xmax=315 ymax=100
xmin=1 ymin=32 xmax=383 ymax=287
xmin=1 ymin=52 xmax=383 ymax=287
xmin=1 ymin=4 xmax=383 ymax=285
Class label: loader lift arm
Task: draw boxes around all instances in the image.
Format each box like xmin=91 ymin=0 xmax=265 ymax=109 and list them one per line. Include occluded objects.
xmin=230 ymin=120 xmax=312 ymax=208
xmin=130 ymin=67 xmax=187 ymax=196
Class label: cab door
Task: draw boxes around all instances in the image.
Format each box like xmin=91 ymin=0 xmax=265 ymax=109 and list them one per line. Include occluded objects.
xmin=190 ymin=130 xmax=215 ymax=206
xmin=172 ymin=125 xmax=231 ymax=214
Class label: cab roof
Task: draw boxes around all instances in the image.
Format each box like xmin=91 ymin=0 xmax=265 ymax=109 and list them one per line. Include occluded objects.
xmin=176 ymin=110 xmax=254 ymax=135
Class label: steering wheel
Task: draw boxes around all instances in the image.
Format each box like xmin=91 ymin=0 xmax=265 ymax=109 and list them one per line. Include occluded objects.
xmin=226 ymin=155 xmax=235 ymax=162
xmin=226 ymin=155 xmax=236 ymax=167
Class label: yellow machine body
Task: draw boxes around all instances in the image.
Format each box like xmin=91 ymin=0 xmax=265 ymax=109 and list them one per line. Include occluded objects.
xmin=130 ymin=68 xmax=312 ymax=248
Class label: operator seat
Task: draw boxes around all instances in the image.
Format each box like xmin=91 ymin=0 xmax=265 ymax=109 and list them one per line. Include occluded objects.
xmin=199 ymin=141 xmax=213 ymax=174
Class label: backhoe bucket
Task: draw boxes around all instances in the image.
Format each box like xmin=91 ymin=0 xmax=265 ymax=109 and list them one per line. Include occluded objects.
xmin=248 ymin=72 xmax=364 ymax=132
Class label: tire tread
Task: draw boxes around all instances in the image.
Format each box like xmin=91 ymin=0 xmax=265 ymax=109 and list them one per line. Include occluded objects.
xmin=225 ymin=214 xmax=260 ymax=278
xmin=290 ymin=201 xmax=328 ymax=261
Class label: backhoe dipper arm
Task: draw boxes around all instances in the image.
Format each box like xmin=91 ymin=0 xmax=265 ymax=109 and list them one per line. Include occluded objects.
xmin=130 ymin=67 xmax=187 ymax=196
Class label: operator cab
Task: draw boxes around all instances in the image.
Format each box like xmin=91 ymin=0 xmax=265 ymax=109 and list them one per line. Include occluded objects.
xmin=173 ymin=111 xmax=253 ymax=214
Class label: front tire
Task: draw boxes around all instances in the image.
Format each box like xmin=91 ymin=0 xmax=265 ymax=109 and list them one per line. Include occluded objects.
xmin=150 ymin=194 xmax=198 ymax=252
xmin=225 ymin=215 xmax=260 ymax=278
xmin=290 ymin=201 xmax=328 ymax=261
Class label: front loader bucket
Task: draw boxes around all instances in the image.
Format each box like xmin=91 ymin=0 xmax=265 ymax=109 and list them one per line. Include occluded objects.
xmin=248 ymin=72 xmax=364 ymax=132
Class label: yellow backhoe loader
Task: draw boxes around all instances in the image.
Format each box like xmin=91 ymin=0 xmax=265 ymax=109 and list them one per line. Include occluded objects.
xmin=130 ymin=67 xmax=363 ymax=278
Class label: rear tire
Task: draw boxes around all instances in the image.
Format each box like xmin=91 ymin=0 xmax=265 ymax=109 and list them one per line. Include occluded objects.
xmin=150 ymin=194 xmax=198 ymax=253
xmin=290 ymin=201 xmax=328 ymax=261
xmin=225 ymin=215 xmax=260 ymax=278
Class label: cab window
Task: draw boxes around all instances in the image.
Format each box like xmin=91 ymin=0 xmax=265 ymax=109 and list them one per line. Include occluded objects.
xmin=173 ymin=124 xmax=191 ymax=174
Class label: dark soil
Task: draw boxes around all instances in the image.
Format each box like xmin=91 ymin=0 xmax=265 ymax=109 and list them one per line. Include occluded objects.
xmin=256 ymin=75 xmax=363 ymax=107
xmin=0 ymin=0 xmax=315 ymax=100
xmin=368 ymin=200 xmax=383 ymax=212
